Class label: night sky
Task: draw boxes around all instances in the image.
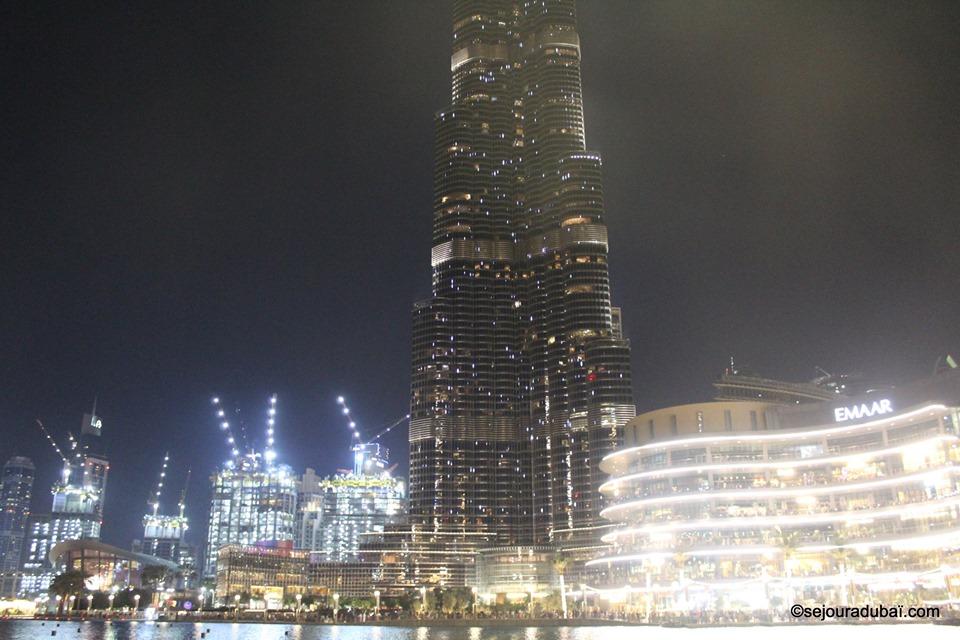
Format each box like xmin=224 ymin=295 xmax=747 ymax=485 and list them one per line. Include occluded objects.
xmin=2 ymin=1 xmax=958 ymax=550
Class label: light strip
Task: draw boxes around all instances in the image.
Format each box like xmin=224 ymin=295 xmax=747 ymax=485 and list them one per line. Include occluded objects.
xmin=586 ymin=546 xmax=779 ymax=567
xmin=602 ymin=404 xmax=948 ymax=465
xmin=600 ymin=434 xmax=958 ymax=491
xmin=797 ymin=529 xmax=960 ymax=553
xmin=589 ymin=529 xmax=960 ymax=567
xmin=601 ymin=494 xmax=960 ymax=542
xmin=600 ymin=466 xmax=959 ymax=516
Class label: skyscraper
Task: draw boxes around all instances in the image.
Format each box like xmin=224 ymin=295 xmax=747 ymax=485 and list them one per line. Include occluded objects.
xmin=0 ymin=457 xmax=34 ymax=596
xmin=203 ymin=454 xmax=297 ymax=578
xmin=20 ymin=410 xmax=110 ymax=595
xmin=409 ymin=0 xmax=634 ymax=558
xmin=202 ymin=396 xmax=296 ymax=578
xmin=0 ymin=457 xmax=34 ymax=572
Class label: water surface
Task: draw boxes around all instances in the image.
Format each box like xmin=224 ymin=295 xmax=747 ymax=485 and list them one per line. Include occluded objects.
xmin=0 ymin=621 xmax=953 ymax=640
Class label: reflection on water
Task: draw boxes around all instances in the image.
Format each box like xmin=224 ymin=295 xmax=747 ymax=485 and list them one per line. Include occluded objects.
xmin=0 ymin=621 xmax=954 ymax=640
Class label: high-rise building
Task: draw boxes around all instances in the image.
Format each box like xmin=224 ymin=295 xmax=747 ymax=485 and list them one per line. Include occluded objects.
xmin=20 ymin=410 xmax=110 ymax=595
xmin=0 ymin=457 xmax=35 ymax=596
xmin=406 ymin=0 xmax=634 ymax=562
xmin=139 ymin=454 xmax=191 ymax=573
xmin=294 ymin=467 xmax=405 ymax=561
xmin=0 ymin=457 xmax=35 ymax=571
xmin=203 ymin=454 xmax=297 ymax=578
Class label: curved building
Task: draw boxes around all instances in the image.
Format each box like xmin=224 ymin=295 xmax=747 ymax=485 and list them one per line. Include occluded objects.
xmin=589 ymin=372 xmax=960 ymax=613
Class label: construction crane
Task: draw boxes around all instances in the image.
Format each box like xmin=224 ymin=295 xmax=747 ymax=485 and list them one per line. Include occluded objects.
xmin=335 ymin=395 xmax=409 ymax=446
xmin=35 ymin=419 xmax=69 ymax=465
xmin=178 ymin=468 xmax=191 ymax=519
xmin=335 ymin=396 xmax=409 ymax=475
xmin=210 ymin=394 xmax=279 ymax=469
xmin=147 ymin=452 xmax=170 ymax=517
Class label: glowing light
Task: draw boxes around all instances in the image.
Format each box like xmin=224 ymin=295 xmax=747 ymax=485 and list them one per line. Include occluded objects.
xmin=601 ymin=404 xmax=949 ymax=465
xmin=337 ymin=396 xmax=345 ymax=404
xmin=601 ymin=467 xmax=959 ymax=516
xmin=264 ymin=450 xmax=277 ymax=462
xmin=342 ymin=408 xmax=350 ymax=415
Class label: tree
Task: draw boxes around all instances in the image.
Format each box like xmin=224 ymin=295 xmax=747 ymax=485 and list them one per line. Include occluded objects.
xmin=49 ymin=570 xmax=89 ymax=615
xmin=553 ymin=552 xmax=569 ymax=617
xmin=140 ymin=565 xmax=172 ymax=591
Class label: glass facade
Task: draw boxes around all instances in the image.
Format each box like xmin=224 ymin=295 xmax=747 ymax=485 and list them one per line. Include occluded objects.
xmin=19 ymin=413 xmax=109 ymax=596
xmin=408 ymin=0 xmax=635 ymax=565
xmin=294 ymin=470 xmax=405 ymax=561
xmin=590 ymin=396 xmax=960 ymax=613
xmin=203 ymin=455 xmax=297 ymax=577
xmin=0 ymin=458 xmax=34 ymax=573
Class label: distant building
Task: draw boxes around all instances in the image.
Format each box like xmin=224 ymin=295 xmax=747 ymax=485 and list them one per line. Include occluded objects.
xmin=203 ymin=453 xmax=297 ymax=578
xmin=0 ymin=457 xmax=35 ymax=597
xmin=295 ymin=467 xmax=404 ymax=561
xmin=20 ymin=410 xmax=109 ymax=596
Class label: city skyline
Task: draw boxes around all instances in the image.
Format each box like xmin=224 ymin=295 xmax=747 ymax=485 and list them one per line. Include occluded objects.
xmin=3 ymin=0 xmax=959 ymax=556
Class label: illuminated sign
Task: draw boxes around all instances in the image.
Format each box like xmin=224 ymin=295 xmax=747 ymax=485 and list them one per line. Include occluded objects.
xmin=834 ymin=399 xmax=893 ymax=423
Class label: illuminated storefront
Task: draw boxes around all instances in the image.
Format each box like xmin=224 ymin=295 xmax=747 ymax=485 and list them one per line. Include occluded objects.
xmin=589 ymin=372 xmax=960 ymax=614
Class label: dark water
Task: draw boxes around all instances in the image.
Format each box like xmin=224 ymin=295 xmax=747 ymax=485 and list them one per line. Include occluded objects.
xmin=0 ymin=621 xmax=950 ymax=640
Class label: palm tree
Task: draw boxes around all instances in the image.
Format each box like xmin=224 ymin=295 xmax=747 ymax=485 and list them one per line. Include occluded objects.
xmin=830 ymin=531 xmax=854 ymax=606
xmin=49 ymin=570 xmax=89 ymax=616
xmin=775 ymin=526 xmax=802 ymax=605
xmin=140 ymin=565 xmax=172 ymax=606
xmin=553 ymin=553 xmax=569 ymax=617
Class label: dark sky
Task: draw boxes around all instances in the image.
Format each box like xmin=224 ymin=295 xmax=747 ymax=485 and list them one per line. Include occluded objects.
xmin=2 ymin=1 xmax=958 ymax=550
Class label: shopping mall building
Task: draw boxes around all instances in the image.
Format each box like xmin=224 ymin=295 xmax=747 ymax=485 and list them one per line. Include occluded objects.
xmin=587 ymin=368 xmax=960 ymax=614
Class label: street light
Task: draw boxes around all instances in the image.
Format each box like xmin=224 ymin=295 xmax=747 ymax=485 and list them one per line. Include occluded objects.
xmin=133 ymin=593 xmax=141 ymax=617
xmin=295 ymin=593 xmax=302 ymax=621
xmin=419 ymin=586 xmax=427 ymax=616
xmin=471 ymin=586 xmax=477 ymax=616
xmin=86 ymin=594 xmax=93 ymax=617
xmin=373 ymin=590 xmax=380 ymax=617
xmin=108 ymin=594 xmax=115 ymax=615
xmin=332 ymin=592 xmax=340 ymax=620
xmin=68 ymin=594 xmax=75 ymax=616
xmin=234 ymin=593 xmax=241 ymax=621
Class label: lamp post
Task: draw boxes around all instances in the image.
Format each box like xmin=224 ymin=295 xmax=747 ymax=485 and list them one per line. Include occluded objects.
xmin=86 ymin=593 xmax=93 ymax=617
xmin=471 ymin=586 xmax=478 ymax=616
xmin=332 ymin=592 xmax=339 ymax=621
xmin=133 ymin=593 xmax=141 ymax=617
xmin=68 ymin=594 xmax=75 ymax=617
xmin=234 ymin=594 xmax=240 ymax=621
xmin=199 ymin=587 xmax=206 ymax=609
xmin=373 ymin=590 xmax=380 ymax=618
xmin=108 ymin=594 xmax=115 ymax=616
xmin=419 ymin=586 xmax=426 ymax=617
xmin=295 ymin=593 xmax=302 ymax=621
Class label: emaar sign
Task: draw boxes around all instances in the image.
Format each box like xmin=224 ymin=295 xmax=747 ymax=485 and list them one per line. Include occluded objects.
xmin=834 ymin=399 xmax=893 ymax=423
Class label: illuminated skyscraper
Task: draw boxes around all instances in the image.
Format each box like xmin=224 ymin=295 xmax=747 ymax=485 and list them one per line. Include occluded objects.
xmin=20 ymin=410 xmax=110 ymax=595
xmin=202 ymin=395 xmax=297 ymax=577
xmin=0 ymin=458 xmax=34 ymax=571
xmin=0 ymin=457 xmax=34 ymax=596
xmin=409 ymin=0 xmax=634 ymax=556
xmin=295 ymin=467 xmax=405 ymax=561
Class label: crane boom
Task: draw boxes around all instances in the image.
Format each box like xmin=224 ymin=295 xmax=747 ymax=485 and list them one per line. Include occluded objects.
xmin=35 ymin=419 xmax=68 ymax=464
xmin=364 ymin=413 xmax=410 ymax=445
